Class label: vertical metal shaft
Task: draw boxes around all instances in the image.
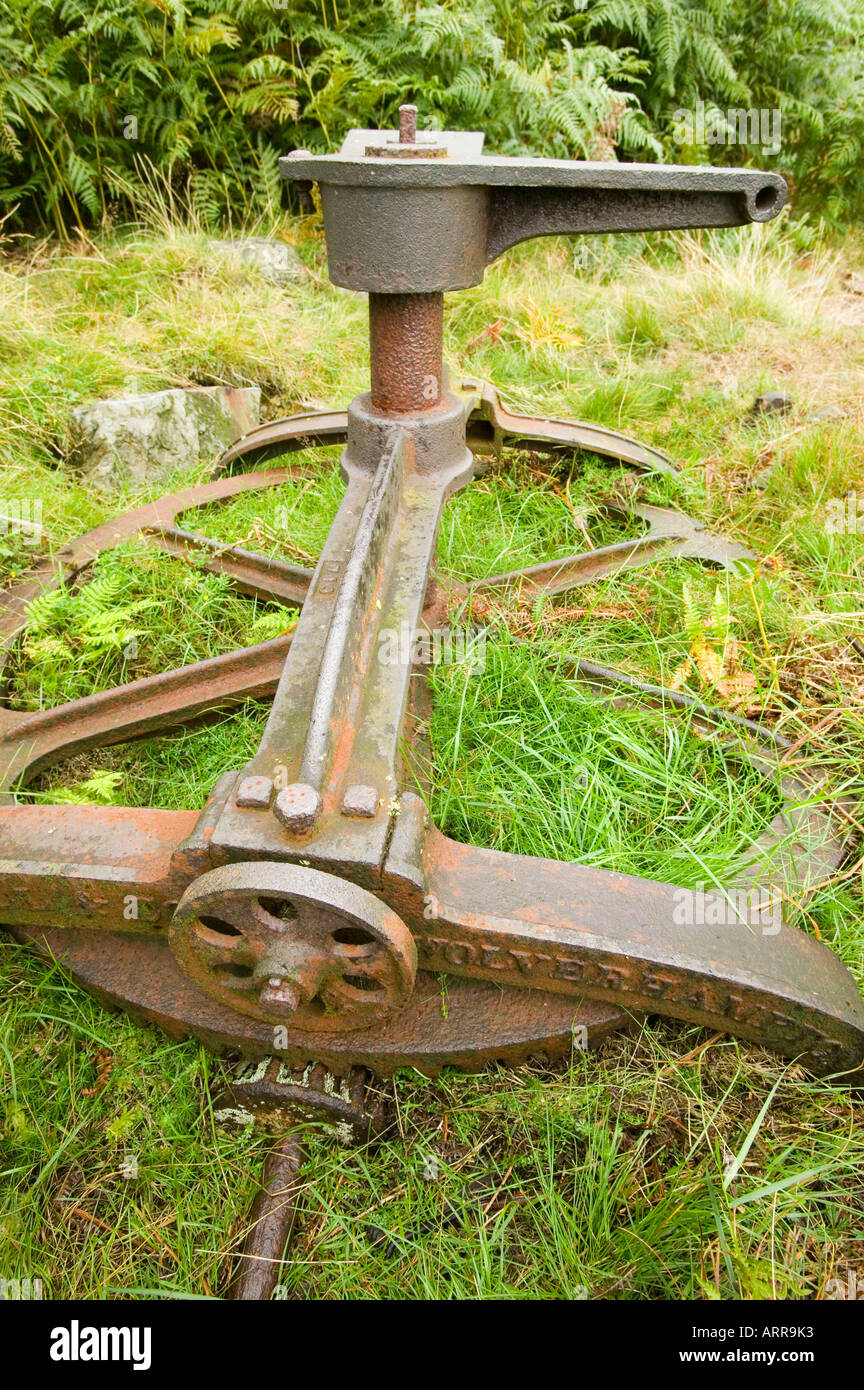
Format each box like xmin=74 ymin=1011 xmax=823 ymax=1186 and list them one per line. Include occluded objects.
xmin=229 ymin=1134 xmax=305 ymax=1301
xmin=368 ymin=292 xmax=444 ymax=413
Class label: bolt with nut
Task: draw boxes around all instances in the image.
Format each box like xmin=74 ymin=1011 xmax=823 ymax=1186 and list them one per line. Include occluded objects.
xmin=273 ymin=783 xmax=321 ymax=834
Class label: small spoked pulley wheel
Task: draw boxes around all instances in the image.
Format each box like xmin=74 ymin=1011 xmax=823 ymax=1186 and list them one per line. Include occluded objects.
xmin=170 ymin=862 xmax=417 ymax=1033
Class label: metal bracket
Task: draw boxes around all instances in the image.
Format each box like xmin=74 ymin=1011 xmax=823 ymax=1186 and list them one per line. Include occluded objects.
xmin=282 ymin=126 xmax=786 ymax=293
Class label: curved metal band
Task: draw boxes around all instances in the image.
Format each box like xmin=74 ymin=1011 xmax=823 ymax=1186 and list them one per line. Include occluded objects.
xmin=215 ymin=381 xmax=676 ymax=478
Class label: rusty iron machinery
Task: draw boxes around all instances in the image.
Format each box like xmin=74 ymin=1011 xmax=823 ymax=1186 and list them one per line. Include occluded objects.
xmin=2 ymin=110 xmax=863 ymax=1086
xmin=215 ymin=1060 xmax=391 ymax=1300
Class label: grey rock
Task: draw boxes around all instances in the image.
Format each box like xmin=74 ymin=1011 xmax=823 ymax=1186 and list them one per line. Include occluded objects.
xmin=209 ymin=237 xmax=306 ymax=285
xmin=749 ymin=391 xmax=793 ymax=418
xmin=70 ymin=385 xmax=260 ymax=487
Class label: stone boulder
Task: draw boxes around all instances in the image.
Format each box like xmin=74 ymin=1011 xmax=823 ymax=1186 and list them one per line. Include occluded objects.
xmin=70 ymin=385 xmax=260 ymax=488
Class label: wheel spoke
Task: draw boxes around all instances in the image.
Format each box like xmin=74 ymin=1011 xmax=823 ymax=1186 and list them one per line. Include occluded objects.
xmin=0 ymin=466 xmax=307 ymax=681
xmin=472 ymin=534 xmax=678 ymax=597
xmin=0 ymin=637 xmax=292 ymax=793
xmin=332 ymin=951 xmax=391 ymax=994
xmin=190 ymin=925 xmax=255 ymax=972
xmin=143 ymin=525 xmax=311 ymax=606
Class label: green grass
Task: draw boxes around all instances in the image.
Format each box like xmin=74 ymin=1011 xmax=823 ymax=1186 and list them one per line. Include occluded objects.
xmin=428 ymin=640 xmax=782 ymax=886
xmin=1 ymin=213 xmax=863 ymax=1300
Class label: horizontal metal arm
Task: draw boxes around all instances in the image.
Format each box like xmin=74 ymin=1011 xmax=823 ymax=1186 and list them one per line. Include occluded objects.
xmin=283 ymin=144 xmax=785 ymax=204
xmin=282 ymin=135 xmax=787 ymax=292
xmin=485 ymin=181 xmax=782 ymax=261
xmin=383 ymin=796 xmax=864 ymax=1078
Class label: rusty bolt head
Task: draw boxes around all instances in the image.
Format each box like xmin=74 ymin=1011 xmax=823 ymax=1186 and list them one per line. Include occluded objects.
xmin=273 ymin=783 xmax=322 ymax=834
xmin=342 ymin=784 xmax=379 ymax=818
xmin=235 ymin=775 xmax=273 ymax=809
xmin=259 ymin=976 xmax=301 ymax=1014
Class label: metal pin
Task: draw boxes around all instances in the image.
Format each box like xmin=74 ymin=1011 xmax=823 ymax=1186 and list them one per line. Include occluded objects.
xmin=398 ymin=104 xmax=417 ymax=144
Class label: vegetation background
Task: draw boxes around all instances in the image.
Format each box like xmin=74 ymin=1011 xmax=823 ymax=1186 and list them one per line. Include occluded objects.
xmin=2 ymin=0 xmax=864 ymax=237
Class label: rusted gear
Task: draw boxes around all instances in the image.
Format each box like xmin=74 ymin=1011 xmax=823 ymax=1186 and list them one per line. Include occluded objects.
xmin=171 ymin=862 xmax=417 ymax=1032
xmin=13 ymin=923 xmax=625 ymax=1075
xmin=212 ymin=1058 xmax=392 ymax=1142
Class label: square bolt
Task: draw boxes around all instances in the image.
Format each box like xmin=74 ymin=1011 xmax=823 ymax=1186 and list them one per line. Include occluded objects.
xmin=342 ymin=784 xmax=379 ymax=818
xmin=235 ymin=775 xmax=274 ymax=809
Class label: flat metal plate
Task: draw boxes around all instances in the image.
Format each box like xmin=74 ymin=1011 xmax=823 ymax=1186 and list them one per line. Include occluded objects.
xmin=339 ymin=128 xmax=485 ymax=160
